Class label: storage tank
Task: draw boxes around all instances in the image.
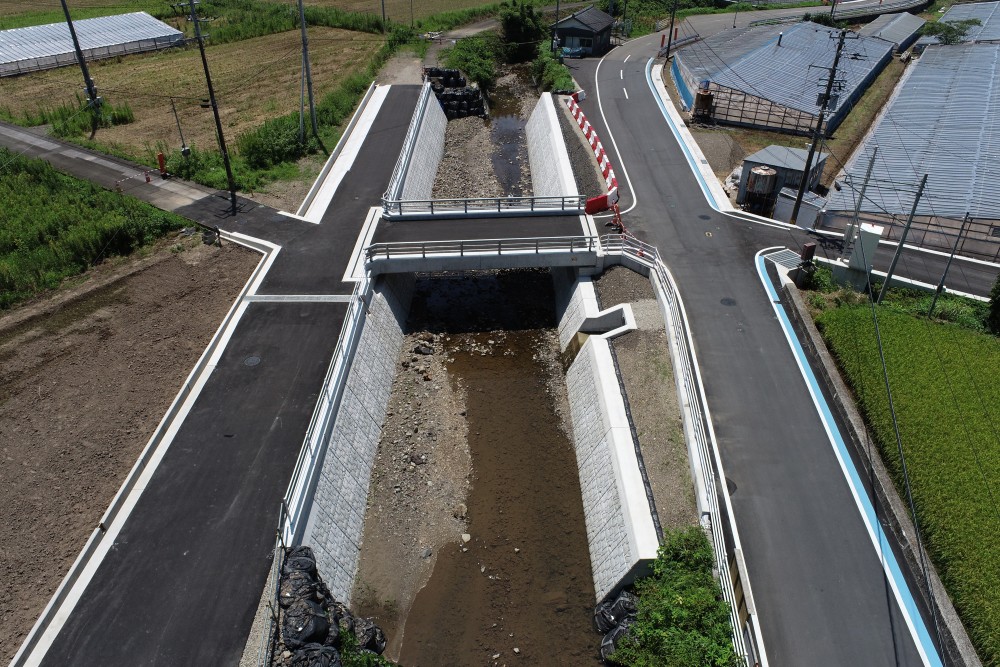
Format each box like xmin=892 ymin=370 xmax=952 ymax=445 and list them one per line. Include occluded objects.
xmin=744 ymin=166 xmax=778 ymax=215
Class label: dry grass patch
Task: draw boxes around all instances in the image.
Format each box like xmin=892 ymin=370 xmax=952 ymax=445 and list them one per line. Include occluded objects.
xmin=304 ymin=0 xmax=493 ymax=23
xmin=0 ymin=27 xmax=383 ymax=157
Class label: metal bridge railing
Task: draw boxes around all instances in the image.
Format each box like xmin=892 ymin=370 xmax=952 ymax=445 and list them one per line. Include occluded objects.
xmin=383 ymin=82 xmax=431 ymax=204
xmin=364 ymin=235 xmax=597 ymax=262
xmin=381 ymin=194 xmax=586 ymax=217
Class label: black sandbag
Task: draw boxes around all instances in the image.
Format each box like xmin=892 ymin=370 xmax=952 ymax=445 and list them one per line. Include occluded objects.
xmin=279 ymin=570 xmax=319 ymax=608
xmin=290 ymin=643 xmax=342 ymax=667
xmin=354 ymin=617 xmax=388 ymax=655
xmin=283 ymin=599 xmax=329 ymax=650
xmin=600 ymin=616 xmax=635 ymax=665
xmin=594 ymin=590 xmax=639 ymax=634
xmin=326 ymin=599 xmax=355 ymax=635
xmin=283 ymin=546 xmax=318 ymax=577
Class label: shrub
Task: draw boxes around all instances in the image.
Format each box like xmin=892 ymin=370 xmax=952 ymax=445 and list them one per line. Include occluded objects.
xmin=531 ymin=45 xmax=576 ymax=91
xmin=444 ymin=33 xmax=504 ymax=89
xmin=499 ymin=1 xmax=547 ymax=62
xmin=236 ymin=115 xmax=311 ymax=169
xmin=989 ymin=272 xmax=1000 ymax=334
xmin=612 ymin=526 xmax=742 ymax=667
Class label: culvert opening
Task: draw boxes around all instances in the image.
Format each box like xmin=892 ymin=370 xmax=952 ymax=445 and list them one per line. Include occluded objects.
xmin=352 ymin=268 xmax=597 ymax=665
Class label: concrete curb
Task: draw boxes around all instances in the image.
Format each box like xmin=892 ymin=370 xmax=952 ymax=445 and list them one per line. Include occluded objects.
xmin=782 ymin=281 xmax=982 ymax=667
xmin=10 ymin=231 xmax=278 ymax=667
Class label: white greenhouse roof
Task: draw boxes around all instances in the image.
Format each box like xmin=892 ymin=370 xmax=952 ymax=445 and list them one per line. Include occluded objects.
xmin=827 ymin=44 xmax=1000 ymax=218
xmin=0 ymin=12 xmax=184 ymax=77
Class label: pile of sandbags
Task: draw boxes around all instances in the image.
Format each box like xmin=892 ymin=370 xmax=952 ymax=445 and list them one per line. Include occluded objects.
xmin=593 ymin=590 xmax=639 ymax=665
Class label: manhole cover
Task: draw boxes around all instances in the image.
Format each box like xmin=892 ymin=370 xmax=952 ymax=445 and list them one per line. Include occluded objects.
xmin=720 ymin=298 xmax=737 ymax=306
xmin=243 ymin=355 xmax=261 ymax=367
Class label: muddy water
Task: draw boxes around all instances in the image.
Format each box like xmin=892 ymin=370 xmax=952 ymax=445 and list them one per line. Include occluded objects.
xmin=398 ymin=271 xmax=598 ymax=666
xmin=487 ymin=75 xmax=529 ymax=196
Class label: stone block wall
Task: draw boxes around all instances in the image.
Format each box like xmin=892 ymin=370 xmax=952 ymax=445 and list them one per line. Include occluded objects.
xmin=525 ymin=93 xmax=578 ymax=198
xmin=400 ymin=88 xmax=447 ymax=202
xmin=302 ymin=273 xmax=414 ymax=601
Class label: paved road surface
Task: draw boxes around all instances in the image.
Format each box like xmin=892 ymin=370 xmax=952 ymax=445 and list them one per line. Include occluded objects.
xmin=571 ymin=40 xmax=945 ymax=665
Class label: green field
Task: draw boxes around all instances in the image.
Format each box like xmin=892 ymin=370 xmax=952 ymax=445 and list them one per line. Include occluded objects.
xmin=0 ymin=149 xmax=185 ymax=309
xmin=816 ymin=304 xmax=1000 ymax=663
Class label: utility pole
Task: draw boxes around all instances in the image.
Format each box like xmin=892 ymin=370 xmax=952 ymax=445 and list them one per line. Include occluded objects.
xmin=665 ymin=0 xmax=679 ymax=56
xmin=553 ymin=0 xmax=560 ymax=52
xmin=928 ymin=213 xmax=969 ymax=317
xmin=188 ymin=0 xmax=238 ymax=215
xmin=790 ymin=28 xmax=847 ymax=226
xmin=877 ymin=173 xmax=927 ymax=304
xmin=380 ymin=0 xmax=386 ymax=29
xmin=60 ymin=0 xmax=100 ymax=111
xmin=843 ymin=146 xmax=877 ymax=253
xmin=297 ymin=0 xmax=318 ymax=138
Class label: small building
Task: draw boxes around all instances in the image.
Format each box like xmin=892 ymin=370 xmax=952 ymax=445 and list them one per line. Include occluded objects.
xmin=773 ymin=187 xmax=826 ymax=227
xmin=858 ymin=12 xmax=925 ymax=53
xmin=737 ymin=145 xmax=828 ymax=209
xmin=552 ymin=6 xmax=614 ymax=56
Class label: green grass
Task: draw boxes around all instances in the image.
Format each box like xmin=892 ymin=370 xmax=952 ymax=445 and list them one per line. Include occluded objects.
xmin=0 ymin=148 xmax=185 ymax=309
xmin=612 ymin=526 xmax=742 ymax=666
xmin=815 ymin=302 xmax=1000 ymax=663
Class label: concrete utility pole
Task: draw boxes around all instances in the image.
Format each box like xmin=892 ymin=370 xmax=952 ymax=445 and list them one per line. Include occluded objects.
xmin=790 ymin=28 xmax=847 ymax=226
xmin=188 ymin=0 xmax=238 ymax=215
xmin=298 ymin=0 xmax=318 ymax=139
xmin=928 ymin=212 xmax=969 ymax=317
xmin=843 ymin=146 xmax=877 ymax=253
xmin=877 ymin=173 xmax=927 ymax=304
xmin=60 ymin=0 xmax=100 ymax=110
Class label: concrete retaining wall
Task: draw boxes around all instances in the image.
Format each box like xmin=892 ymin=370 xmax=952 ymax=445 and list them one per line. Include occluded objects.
xmin=566 ymin=336 xmax=659 ymax=602
xmin=400 ymin=88 xmax=447 ymax=202
xmin=555 ymin=270 xmax=656 ymax=603
xmin=525 ymin=93 xmax=578 ymax=198
xmin=301 ymin=273 xmax=414 ymax=602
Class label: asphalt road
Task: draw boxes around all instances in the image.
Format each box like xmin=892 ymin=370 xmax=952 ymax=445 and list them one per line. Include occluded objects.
xmin=29 ymin=86 xmax=421 ymax=667
xmin=571 ymin=40 xmax=939 ymax=665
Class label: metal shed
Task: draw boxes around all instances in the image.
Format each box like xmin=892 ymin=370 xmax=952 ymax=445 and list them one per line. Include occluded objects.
xmin=0 ymin=12 xmax=184 ymax=78
xmin=672 ymin=22 xmax=894 ymax=134
xmin=737 ymin=145 xmax=828 ymax=205
xmin=859 ymin=12 xmax=925 ymax=52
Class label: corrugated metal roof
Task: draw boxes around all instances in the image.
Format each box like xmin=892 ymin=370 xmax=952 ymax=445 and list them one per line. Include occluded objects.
xmin=675 ymin=22 xmax=894 ymax=115
xmin=938 ymin=1 xmax=1000 ymax=42
xmin=858 ymin=12 xmax=925 ymax=46
xmin=827 ymin=43 xmax=1000 ymax=218
xmin=745 ymin=144 xmax=829 ymax=171
xmin=0 ymin=12 xmax=182 ymax=67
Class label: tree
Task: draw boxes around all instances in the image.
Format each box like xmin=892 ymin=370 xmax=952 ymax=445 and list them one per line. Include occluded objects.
xmin=498 ymin=1 xmax=546 ymax=63
xmin=988 ymin=272 xmax=1000 ymax=334
xmin=921 ymin=18 xmax=981 ymax=45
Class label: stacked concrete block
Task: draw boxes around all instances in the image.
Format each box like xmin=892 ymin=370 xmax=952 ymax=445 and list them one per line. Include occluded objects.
xmin=400 ymin=86 xmax=447 ymax=202
xmin=566 ymin=335 xmax=660 ymax=603
xmin=303 ymin=274 xmax=414 ymax=603
xmin=525 ymin=93 xmax=578 ymax=198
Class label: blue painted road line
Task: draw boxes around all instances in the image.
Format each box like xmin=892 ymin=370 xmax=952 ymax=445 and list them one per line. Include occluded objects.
xmin=755 ymin=249 xmax=941 ymax=667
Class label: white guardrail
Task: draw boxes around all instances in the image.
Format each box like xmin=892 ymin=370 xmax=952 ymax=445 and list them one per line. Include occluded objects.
xmin=382 ymin=82 xmax=432 ymax=204
xmin=381 ymin=194 xmax=586 ymax=218
xmin=255 ymin=233 xmax=764 ymax=666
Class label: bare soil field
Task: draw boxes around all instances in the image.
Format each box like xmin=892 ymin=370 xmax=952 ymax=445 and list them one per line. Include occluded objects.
xmin=0 ymin=235 xmax=259 ymax=665
xmin=0 ymin=27 xmax=383 ymax=158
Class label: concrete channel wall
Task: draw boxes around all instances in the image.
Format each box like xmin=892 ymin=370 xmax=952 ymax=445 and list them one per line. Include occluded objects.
xmin=525 ymin=93 xmax=578 ymax=198
xmin=555 ymin=270 xmax=658 ymax=603
xmin=301 ymin=273 xmax=414 ymax=602
xmin=400 ymin=87 xmax=447 ymax=202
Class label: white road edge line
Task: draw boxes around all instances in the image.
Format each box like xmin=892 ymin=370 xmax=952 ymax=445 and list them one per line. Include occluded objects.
xmin=594 ymin=48 xmax=638 ymax=216
xmin=755 ymin=247 xmax=939 ymax=667
xmin=623 ymin=87 xmax=629 ymax=99
xmin=623 ymin=54 xmax=631 ymax=63
xmin=11 ymin=231 xmax=280 ymax=667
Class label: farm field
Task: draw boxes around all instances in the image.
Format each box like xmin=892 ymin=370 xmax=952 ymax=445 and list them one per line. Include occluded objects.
xmin=0 ymin=27 xmax=384 ymax=159
xmin=816 ymin=304 xmax=1000 ymax=663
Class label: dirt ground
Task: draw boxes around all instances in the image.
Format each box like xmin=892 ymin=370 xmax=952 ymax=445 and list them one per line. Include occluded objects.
xmin=0 ymin=28 xmax=382 ymax=158
xmin=0 ymin=234 xmax=259 ymax=665
xmin=593 ymin=266 xmax=699 ymax=531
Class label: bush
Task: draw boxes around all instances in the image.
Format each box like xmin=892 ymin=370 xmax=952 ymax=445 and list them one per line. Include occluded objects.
xmin=989 ymin=272 xmax=1000 ymax=334
xmin=499 ymin=1 xmax=547 ymax=62
xmin=531 ymin=45 xmax=576 ymax=91
xmin=611 ymin=527 xmax=742 ymax=667
xmin=444 ymin=33 xmax=504 ymax=89
xmin=236 ymin=115 xmax=312 ymax=169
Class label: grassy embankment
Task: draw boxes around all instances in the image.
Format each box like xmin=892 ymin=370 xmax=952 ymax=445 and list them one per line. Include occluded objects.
xmin=0 ymin=149 xmax=186 ymax=309
xmin=807 ymin=273 xmax=1000 ymax=663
